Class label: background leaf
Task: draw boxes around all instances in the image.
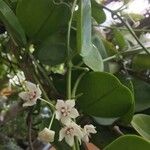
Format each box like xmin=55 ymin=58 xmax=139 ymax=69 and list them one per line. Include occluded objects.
xmin=0 ymin=0 xmax=26 ymax=46
xmin=132 ymin=54 xmax=150 ymax=70
xmin=104 ymin=135 xmax=150 ymax=150
xmin=37 ymin=33 xmax=67 ymax=66
xmin=132 ymin=77 xmax=150 ymax=112
xmin=91 ymin=0 xmax=106 ymax=24
xmin=83 ymin=45 xmax=104 ymax=71
xmin=16 ymin=0 xmax=70 ymax=41
xmin=131 ymin=114 xmax=150 ymax=141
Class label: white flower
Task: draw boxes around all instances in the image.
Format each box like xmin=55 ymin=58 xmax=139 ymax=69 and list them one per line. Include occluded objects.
xmin=82 ymin=124 xmax=97 ymax=143
xmin=59 ymin=122 xmax=83 ymax=147
xmin=55 ymin=100 xmax=79 ymax=125
xmin=38 ymin=127 xmax=55 ymax=143
xmin=19 ymin=81 xmax=42 ymax=107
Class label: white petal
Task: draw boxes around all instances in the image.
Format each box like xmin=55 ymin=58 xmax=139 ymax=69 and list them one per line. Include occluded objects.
xmin=66 ymin=100 xmax=75 ymax=108
xmin=56 ymin=100 xmax=65 ymax=109
xmin=55 ymin=111 xmax=61 ymax=120
xmin=71 ymin=122 xmax=83 ymax=139
xmin=36 ymin=85 xmax=42 ymax=98
xmin=23 ymin=100 xmax=36 ymax=107
xmin=61 ymin=116 xmax=71 ymax=125
xmin=82 ymin=135 xmax=89 ymax=143
xmin=38 ymin=128 xmax=55 ymax=143
xmin=70 ymin=108 xmax=79 ymax=118
xmin=25 ymin=81 xmax=37 ymax=91
xmin=19 ymin=92 xmax=30 ymax=101
xmin=59 ymin=128 xmax=66 ymax=141
xmin=84 ymin=125 xmax=97 ymax=134
xmin=65 ymin=135 xmax=74 ymax=147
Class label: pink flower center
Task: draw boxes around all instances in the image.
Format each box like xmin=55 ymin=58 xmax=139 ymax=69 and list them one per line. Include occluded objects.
xmin=65 ymin=127 xmax=74 ymax=135
xmin=61 ymin=107 xmax=71 ymax=117
xmin=29 ymin=91 xmax=37 ymax=100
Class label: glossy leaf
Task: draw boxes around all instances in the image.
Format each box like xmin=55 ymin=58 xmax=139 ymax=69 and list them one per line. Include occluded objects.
xmin=37 ymin=33 xmax=67 ymax=66
xmin=93 ymin=116 xmax=118 ymax=125
xmin=0 ymin=0 xmax=26 ymax=46
xmin=115 ymin=73 xmax=135 ymax=124
xmin=77 ymin=0 xmax=92 ymax=56
xmin=132 ymin=77 xmax=150 ymax=112
xmin=104 ymin=135 xmax=150 ymax=150
xmin=16 ymin=0 xmax=70 ymax=41
xmin=77 ymin=72 xmax=134 ymax=117
xmin=92 ymin=32 xmax=107 ymax=59
xmin=91 ymin=0 xmax=106 ymax=24
xmin=131 ymin=114 xmax=150 ymax=141
xmin=83 ymin=45 xmax=104 ymax=71
xmin=132 ymin=54 xmax=150 ymax=70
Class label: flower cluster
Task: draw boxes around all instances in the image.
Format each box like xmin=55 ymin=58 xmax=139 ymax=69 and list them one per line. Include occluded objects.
xmin=19 ymin=81 xmax=97 ymax=147
xmin=55 ymin=99 xmax=97 ymax=146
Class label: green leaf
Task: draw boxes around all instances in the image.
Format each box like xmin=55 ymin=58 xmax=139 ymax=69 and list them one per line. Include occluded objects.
xmin=77 ymin=72 xmax=134 ymax=117
xmin=104 ymin=135 xmax=150 ymax=150
xmin=91 ymin=0 xmax=106 ymax=24
xmin=113 ymin=29 xmax=127 ymax=51
xmin=83 ymin=45 xmax=104 ymax=71
xmin=131 ymin=114 xmax=150 ymax=141
xmin=93 ymin=116 xmax=118 ymax=125
xmin=77 ymin=0 xmax=92 ymax=56
xmin=102 ymin=39 xmax=118 ymax=56
xmin=37 ymin=33 xmax=67 ymax=66
xmin=132 ymin=54 xmax=150 ymax=70
xmin=115 ymin=73 xmax=135 ymax=124
xmin=0 ymin=0 xmax=26 ymax=46
xmin=92 ymin=31 xmax=109 ymax=71
xmin=92 ymin=32 xmax=107 ymax=59
xmin=132 ymin=78 xmax=150 ymax=112
xmin=16 ymin=0 xmax=70 ymax=41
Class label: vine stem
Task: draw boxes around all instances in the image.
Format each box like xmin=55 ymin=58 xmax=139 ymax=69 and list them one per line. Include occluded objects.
xmin=39 ymin=98 xmax=55 ymax=111
xmin=67 ymin=0 xmax=78 ymax=150
xmin=48 ymin=113 xmax=55 ymax=129
xmin=101 ymin=5 xmax=150 ymax=55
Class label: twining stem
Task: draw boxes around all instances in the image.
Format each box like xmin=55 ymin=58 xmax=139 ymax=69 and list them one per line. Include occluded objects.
xmin=66 ymin=61 xmax=72 ymax=99
xmin=72 ymin=72 xmax=87 ymax=99
xmin=99 ymin=25 xmax=150 ymax=32
xmin=39 ymin=98 xmax=55 ymax=111
xmin=103 ymin=47 xmax=150 ymax=62
xmin=66 ymin=0 xmax=78 ymax=150
xmin=48 ymin=113 xmax=55 ymax=129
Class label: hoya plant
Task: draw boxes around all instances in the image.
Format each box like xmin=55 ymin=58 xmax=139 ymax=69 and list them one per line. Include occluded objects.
xmin=0 ymin=0 xmax=150 ymax=150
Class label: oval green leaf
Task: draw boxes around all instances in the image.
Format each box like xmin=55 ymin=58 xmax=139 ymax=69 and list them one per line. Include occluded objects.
xmin=37 ymin=33 xmax=67 ymax=66
xmin=132 ymin=77 xmax=150 ymax=112
xmin=77 ymin=72 xmax=134 ymax=117
xmin=16 ymin=0 xmax=70 ymax=41
xmin=131 ymin=114 xmax=150 ymax=141
xmin=104 ymin=135 xmax=150 ymax=150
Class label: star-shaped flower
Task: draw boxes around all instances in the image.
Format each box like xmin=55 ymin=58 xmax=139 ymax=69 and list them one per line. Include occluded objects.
xmin=19 ymin=81 xmax=42 ymax=107
xmin=55 ymin=100 xmax=79 ymax=125
xmin=59 ymin=122 xmax=83 ymax=146
xmin=38 ymin=128 xmax=55 ymax=143
xmin=82 ymin=124 xmax=97 ymax=143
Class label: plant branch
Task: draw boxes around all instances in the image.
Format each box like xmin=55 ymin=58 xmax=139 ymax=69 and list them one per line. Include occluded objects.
xmin=101 ymin=5 xmax=150 ymax=55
